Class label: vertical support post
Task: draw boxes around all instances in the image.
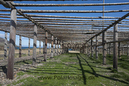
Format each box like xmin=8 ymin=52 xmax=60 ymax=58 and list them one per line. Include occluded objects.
xmin=127 ymin=43 xmax=129 ymax=58
xmin=4 ymin=31 xmax=7 ymax=59
xmin=113 ymin=24 xmax=118 ymax=71
xmin=91 ymin=39 xmax=93 ymax=58
xmin=50 ymin=35 xmax=54 ymax=58
xmin=122 ymin=46 xmax=124 ymax=55
xmin=62 ymin=42 xmax=64 ymax=54
xmin=109 ymin=43 xmax=111 ymax=55
xmin=28 ymin=38 xmax=30 ymax=56
xmin=96 ymin=36 xmax=98 ymax=59
xmin=55 ymin=38 xmax=57 ymax=56
xmin=57 ymin=40 xmax=59 ymax=55
xmin=19 ymin=35 xmax=22 ymax=58
xmin=39 ymin=41 xmax=41 ymax=54
xmin=7 ymin=8 xmax=17 ymax=79
xmin=118 ymin=42 xmax=121 ymax=59
xmin=102 ymin=31 xmax=106 ymax=65
xmin=33 ymin=24 xmax=37 ymax=65
xmin=44 ymin=30 xmax=48 ymax=61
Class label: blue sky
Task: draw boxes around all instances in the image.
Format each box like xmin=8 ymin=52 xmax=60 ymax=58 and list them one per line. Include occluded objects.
xmin=0 ymin=0 xmax=129 ymax=47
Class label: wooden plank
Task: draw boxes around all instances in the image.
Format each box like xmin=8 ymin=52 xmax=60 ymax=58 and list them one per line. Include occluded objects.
xmin=7 ymin=8 xmax=17 ymax=79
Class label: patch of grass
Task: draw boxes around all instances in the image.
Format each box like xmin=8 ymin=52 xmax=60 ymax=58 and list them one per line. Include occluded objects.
xmin=17 ymin=71 xmax=25 ymax=76
xmin=10 ymin=53 xmax=129 ymax=86
xmin=110 ymin=74 xmax=121 ymax=78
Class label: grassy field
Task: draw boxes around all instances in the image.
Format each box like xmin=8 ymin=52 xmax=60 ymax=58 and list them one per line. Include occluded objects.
xmin=6 ymin=53 xmax=129 ymax=86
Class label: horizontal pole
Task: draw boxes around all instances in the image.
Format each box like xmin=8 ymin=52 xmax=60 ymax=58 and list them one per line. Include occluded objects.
xmin=21 ymin=9 xmax=129 ymax=13
xmin=13 ymin=2 xmax=129 ymax=6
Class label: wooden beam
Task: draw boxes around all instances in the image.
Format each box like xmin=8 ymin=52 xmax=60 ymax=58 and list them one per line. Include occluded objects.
xmin=21 ymin=9 xmax=129 ymax=13
xmin=7 ymin=8 xmax=17 ymax=79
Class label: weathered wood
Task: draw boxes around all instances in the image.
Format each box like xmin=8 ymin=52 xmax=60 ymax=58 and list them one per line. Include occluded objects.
xmin=91 ymin=39 xmax=93 ymax=58
xmin=21 ymin=9 xmax=129 ymax=13
xmin=118 ymin=42 xmax=121 ymax=59
xmin=28 ymin=38 xmax=30 ymax=56
xmin=50 ymin=35 xmax=54 ymax=58
xmin=39 ymin=41 xmax=41 ymax=54
xmin=95 ymin=36 xmax=98 ymax=59
xmin=57 ymin=39 xmax=59 ymax=55
xmin=19 ymin=35 xmax=22 ymax=58
xmin=44 ymin=30 xmax=48 ymax=61
xmin=54 ymin=38 xmax=57 ymax=56
xmin=13 ymin=2 xmax=129 ymax=6
xmin=102 ymin=31 xmax=106 ymax=65
xmin=7 ymin=8 xmax=17 ymax=79
xmin=127 ymin=43 xmax=129 ymax=58
xmin=113 ymin=24 xmax=118 ymax=70
xmin=4 ymin=31 xmax=7 ymax=59
xmin=33 ymin=24 xmax=37 ymax=65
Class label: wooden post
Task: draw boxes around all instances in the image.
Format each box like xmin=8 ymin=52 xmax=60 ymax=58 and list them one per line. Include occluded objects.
xmin=122 ymin=47 xmax=124 ymax=55
xmin=7 ymin=8 xmax=17 ymax=79
xmin=57 ymin=40 xmax=59 ymax=55
xmin=113 ymin=24 xmax=118 ymax=70
xmin=50 ymin=35 xmax=54 ymax=58
xmin=118 ymin=42 xmax=121 ymax=59
xmin=109 ymin=43 xmax=111 ymax=55
xmin=33 ymin=24 xmax=37 ymax=65
xmin=28 ymin=38 xmax=30 ymax=56
xmin=96 ymin=36 xmax=98 ymax=59
xmin=39 ymin=41 xmax=41 ymax=54
xmin=55 ymin=38 xmax=57 ymax=56
xmin=19 ymin=35 xmax=22 ymax=58
xmin=102 ymin=31 xmax=106 ymax=65
xmin=127 ymin=43 xmax=129 ymax=58
xmin=44 ymin=30 xmax=48 ymax=61
xmin=4 ymin=31 xmax=7 ymax=59
xmin=91 ymin=39 xmax=93 ymax=58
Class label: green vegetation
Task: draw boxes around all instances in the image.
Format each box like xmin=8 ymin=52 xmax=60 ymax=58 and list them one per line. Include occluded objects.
xmin=7 ymin=53 xmax=129 ymax=86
